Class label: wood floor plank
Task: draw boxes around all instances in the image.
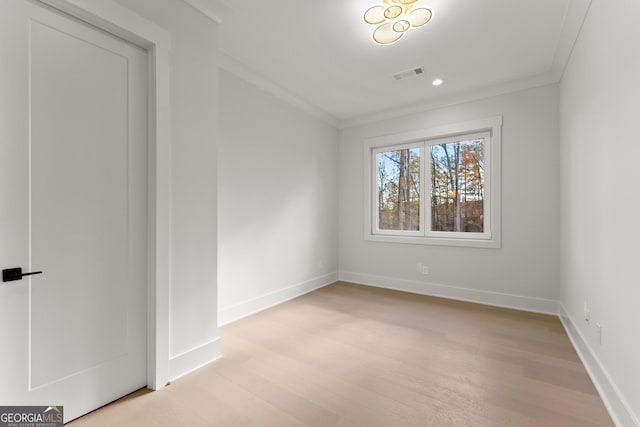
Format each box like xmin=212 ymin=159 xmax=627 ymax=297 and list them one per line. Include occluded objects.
xmin=70 ymin=282 xmax=614 ymax=426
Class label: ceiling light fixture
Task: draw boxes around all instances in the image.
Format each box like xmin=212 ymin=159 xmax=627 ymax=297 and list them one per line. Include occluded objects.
xmin=432 ymin=78 xmax=443 ymax=86
xmin=364 ymin=0 xmax=433 ymax=45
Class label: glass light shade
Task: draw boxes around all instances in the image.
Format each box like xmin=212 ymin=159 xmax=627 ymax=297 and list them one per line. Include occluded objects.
xmin=364 ymin=1 xmax=433 ymax=45
xmin=392 ymin=20 xmax=411 ymax=33
xmin=364 ymin=5 xmax=386 ymax=24
xmin=384 ymin=5 xmax=403 ymax=19
xmin=372 ymin=22 xmax=404 ymax=44
xmin=407 ymin=8 xmax=432 ymax=27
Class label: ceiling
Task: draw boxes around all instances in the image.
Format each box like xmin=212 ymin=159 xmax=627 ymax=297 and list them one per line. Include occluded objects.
xmin=189 ymin=0 xmax=591 ymax=126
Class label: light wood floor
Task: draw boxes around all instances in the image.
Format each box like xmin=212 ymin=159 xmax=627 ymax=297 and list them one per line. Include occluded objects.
xmin=70 ymin=282 xmax=613 ymax=426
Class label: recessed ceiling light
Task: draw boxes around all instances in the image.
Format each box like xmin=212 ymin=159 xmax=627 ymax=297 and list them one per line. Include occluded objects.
xmin=432 ymin=78 xmax=444 ymax=86
xmin=363 ymin=0 xmax=433 ymax=45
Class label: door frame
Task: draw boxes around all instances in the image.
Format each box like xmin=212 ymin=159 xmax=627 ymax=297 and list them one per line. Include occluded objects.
xmin=38 ymin=0 xmax=172 ymax=390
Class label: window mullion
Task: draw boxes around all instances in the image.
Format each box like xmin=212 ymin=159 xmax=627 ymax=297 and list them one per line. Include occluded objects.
xmin=420 ymin=142 xmax=424 ymax=236
xmin=373 ymin=148 xmax=380 ymax=234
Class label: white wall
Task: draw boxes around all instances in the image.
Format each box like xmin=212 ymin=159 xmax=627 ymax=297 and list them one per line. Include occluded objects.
xmin=339 ymin=85 xmax=560 ymax=313
xmin=559 ymin=0 xmax=640 ymax=424
xmin=217 ymin=69 xmax=339 ymax=325
xmin=114 ymin=0 xmax=220 ymax=380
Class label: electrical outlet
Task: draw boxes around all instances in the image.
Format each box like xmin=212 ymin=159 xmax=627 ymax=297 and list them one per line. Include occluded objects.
xmin=422 ymin=266 xmax=429 ymax=275
xmin=596 ymin=323 xmax=602 ymax=344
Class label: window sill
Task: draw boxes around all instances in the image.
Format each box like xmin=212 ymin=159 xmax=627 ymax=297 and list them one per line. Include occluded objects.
xmin=365 ymin=233 xmax=501 ymax=249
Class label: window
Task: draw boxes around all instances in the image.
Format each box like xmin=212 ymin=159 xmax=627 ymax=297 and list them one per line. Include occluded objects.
xmin=364 ymin=117 xmax=501 ymax=248
xmin=375 ymin=144 xmax=422 ymax=235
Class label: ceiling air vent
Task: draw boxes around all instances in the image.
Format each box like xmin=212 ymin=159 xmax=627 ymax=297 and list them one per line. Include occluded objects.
xmin=393 ymin=67 xmax=424 ymax=80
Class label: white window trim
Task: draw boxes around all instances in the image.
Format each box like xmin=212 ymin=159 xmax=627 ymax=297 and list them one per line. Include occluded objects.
xmin=364 ymin=116 xmax=502 ymax=249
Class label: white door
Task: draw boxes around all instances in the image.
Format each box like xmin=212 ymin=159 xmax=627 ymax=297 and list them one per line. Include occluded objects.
xmin=0 ymin=0 xmax=148 ymax=422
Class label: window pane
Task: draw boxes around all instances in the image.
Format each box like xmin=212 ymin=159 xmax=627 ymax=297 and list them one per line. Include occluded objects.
xmin=430 ymin=139 xmax=484 ymax=232
xmin=377 ymin=147 xmax=420 ymax=231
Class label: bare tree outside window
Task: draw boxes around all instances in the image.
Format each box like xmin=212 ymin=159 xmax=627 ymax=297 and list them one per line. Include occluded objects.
xmin=430 ymin=139 xmax=484 ymax=232
xmin=376 ymin=147 xmax=420 ymax=231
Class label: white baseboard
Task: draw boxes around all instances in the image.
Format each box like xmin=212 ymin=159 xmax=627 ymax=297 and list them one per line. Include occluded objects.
xmin=339 ymin=271 xmax=559 ymax=315
xmin=168 ymin=338 xmax=222 ymax=382
xmin=218 ymin=272 xmax=339 ymax=326
xmin=212 ymin=270 xmax=637 ymax=426
xmin=559 ymin=304 xmax=639 ymax=427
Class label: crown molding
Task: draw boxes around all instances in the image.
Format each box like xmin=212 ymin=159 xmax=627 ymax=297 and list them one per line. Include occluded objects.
xmin=550 ymin=0 xmax=593 ymax=81
xmin=181 ymin=0 xmax=222 ymax=24
xmin=219 ymin=52 xmax=339 ymax=128
xmin=339 ymin=73 xmax=557 ymax=129
xmin=212 ymin=0 xmax=591 ymax=132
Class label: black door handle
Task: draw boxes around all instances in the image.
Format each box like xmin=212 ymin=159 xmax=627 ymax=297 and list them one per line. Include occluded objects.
xmin=2 ymin=267 xmax=43 ymax=283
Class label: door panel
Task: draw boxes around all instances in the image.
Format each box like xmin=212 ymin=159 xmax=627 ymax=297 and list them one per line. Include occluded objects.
xmin=0 ymin=0 xmax=148 ymax=422
xmin=30 ymin=18 xmax=132 ymax=388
